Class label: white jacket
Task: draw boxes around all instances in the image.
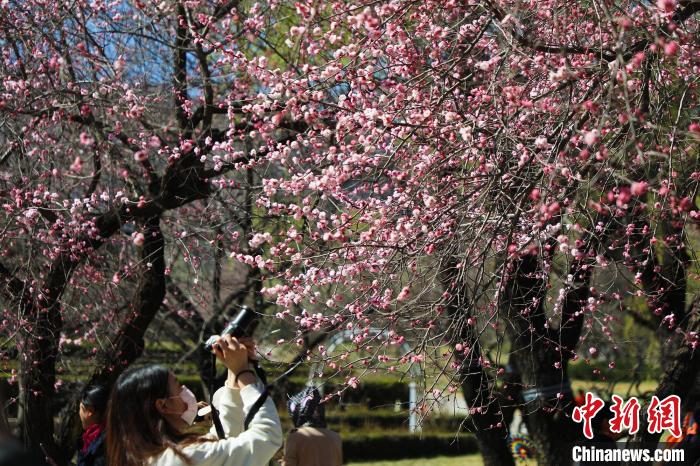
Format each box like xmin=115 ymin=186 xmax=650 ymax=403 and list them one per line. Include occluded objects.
xmin=147 ymin=383 xmax=283 ymax=466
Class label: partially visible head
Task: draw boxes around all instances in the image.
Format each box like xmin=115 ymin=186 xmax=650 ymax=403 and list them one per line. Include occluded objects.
xmin=106 ymin=365 xmax=197 ymax=466
xmin=79 ymin=385 xmax=110 ymax=429
xmin=287 ymin=387 xmax=326 ymax=428
xmin=591 ymin=402 xmax=623 ymax=440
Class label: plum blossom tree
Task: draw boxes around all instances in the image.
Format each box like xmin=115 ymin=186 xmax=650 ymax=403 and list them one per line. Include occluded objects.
xmin=243 ymin=0 xmax=700 ymax=464
xmin=0 ymin=0 xmax=699 ymax=465
xmin=0 ymin=0 xmax=293 ymax=461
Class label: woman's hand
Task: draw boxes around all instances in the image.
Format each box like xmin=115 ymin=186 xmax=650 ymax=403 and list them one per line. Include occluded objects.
xmin=238 ymin=336 xmax=258 ymax=361
xmin=212 ymin=334 xmax=250 ymax=375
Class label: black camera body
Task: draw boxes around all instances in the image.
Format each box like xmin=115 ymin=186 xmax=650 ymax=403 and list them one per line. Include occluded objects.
xmin=204 ymin=306 xmax=257 ymax=351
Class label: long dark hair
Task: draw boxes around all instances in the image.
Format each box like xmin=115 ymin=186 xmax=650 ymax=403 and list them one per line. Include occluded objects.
xmin=81 ymin=384 xmax=109 ymax=420
xmin=106 ymin=365 xmax=201 ymax=466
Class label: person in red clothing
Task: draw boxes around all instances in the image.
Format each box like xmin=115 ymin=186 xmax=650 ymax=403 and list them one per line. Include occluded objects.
xmin=77 ymin=385 xmax=109 ymax=466
xmin=668 ymin=402 xmax=700 ymax=465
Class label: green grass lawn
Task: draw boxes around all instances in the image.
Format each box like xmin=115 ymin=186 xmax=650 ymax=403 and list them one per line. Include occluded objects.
xmin=347 ymin=454 xmax=483 ymax=466
xmin=571 ymin=379 xmax=658 ymax=396
xmin=347 ymin=454 xmax=536 ymax=465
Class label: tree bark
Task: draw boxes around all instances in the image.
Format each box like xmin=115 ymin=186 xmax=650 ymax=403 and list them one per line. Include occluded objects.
xmin=624 ymin=308 xmax=700 ymax=466
xmin=502 ymin=253 xmax=582 ymax=466
xmin=55 ymin=216 xmax=166 ymax=465
xmin=440 ymin=260 xmax=515 ymax=466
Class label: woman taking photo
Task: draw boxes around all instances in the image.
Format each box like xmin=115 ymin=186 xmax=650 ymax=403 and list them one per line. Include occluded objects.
xmin=106 ymin=335 xmax=282 ymax=466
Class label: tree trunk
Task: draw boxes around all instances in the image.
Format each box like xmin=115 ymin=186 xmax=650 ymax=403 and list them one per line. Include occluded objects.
xmin=18 ymin=305 xmax=61 ymax=461
xmin=440 ymin=259 xmax=515 ymax=466
xmin=502 ymin=253 xmax=583 ymax=466
xmin=56 ymin=216 xmax=166 ymax=465
xmin=459 ymin=357 xmax=516 ymax=466
xmin=624 ymin=311 xmax=700 ymax=466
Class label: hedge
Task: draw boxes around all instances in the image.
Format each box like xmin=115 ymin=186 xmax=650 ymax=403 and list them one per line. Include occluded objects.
xmin=274 ymin=376 xmax=411 ymax=409
xmin=0 ymin=374 xmax=413 ymax=416
xmin=279 ymin=409 xmax=466 ymax=433
xmin=177 ymin=375 xmax=411 ymax=407
xmin=342 ymin=432 xmax=477 ymax=461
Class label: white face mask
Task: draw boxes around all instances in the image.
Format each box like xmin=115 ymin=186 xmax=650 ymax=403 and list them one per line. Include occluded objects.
xmin=178 ymin=386 xmax=198 ymax=425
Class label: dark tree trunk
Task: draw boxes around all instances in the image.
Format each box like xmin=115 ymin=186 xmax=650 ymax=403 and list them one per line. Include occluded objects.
xmin=18 ymin=303 xmax=61 ymax=462
xmin=440 ymin=260 xmax=515 ymax=466
xmin=502 ymin=253 xmax=586 ymax=466
xmin=18 ymin=251 xmax=79 ymax=462
xmin=508 ymin=344 xmax=579 ymax=466
xmin=624 ymin=308 xmax=700 ymax=466
xmin=55 ymin=216 xmax=166 ymax=465
xmin=459 ymin=357 xmax=517 ymax=466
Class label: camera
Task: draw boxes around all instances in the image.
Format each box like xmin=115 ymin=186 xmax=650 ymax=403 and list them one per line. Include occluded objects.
xmin=204 ymin=306 xmax=257 ymax=351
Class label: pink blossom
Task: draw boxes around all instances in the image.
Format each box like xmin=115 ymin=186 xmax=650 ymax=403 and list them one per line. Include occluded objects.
xmin=70 ymin=157 xmax=83 ymax=173
xmin=181 ymin=140 xmax=194 ymax=153
xmin=134 ymin=150 xmax=148 ymax=162
xmin=679 ymin=197 xmax=693 ymax=212
xmin=630 ymin=182 xmax=648 ymax=196
xmin=132 ymin=232 xmax=145 ymax=246
xmin=79 ymin=132 xmax=94 ymax=146
xmin=583 ymin=129 xmax=599 ymax=146
xmin=616 ymin=188 xmax=632 ymax=207
xmin=664 ymin=41 xmax=679 ymax=56
xmin=249 ymin=232 xmax=272 ymax=248
xmin=24 ymin=208 xmax=39 ymax=220
xmin=397 ymin=286 xmax=410 ymax=302
xmin=657 ymin=0 xmax=676 ymax=13
xmin=271 ymin=113 xmax=284 ymax=126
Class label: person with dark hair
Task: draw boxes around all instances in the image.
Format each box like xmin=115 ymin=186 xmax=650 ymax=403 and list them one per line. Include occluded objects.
xmin=77 ymin=385 xmax=109 ymax=466
xmin=282 ymin=387 xmax=342 ymax=466
xmin=105 ymin=335 xmax=282 ymax=466
xmin=575 ymin=402 xmax=623 ymax=466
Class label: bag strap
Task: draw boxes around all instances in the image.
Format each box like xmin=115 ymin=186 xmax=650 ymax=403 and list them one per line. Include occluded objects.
xmin=244 ymin=361 xmax=269 ymax=430
xmin=210 ymin=356 xmax=270 ymax=438
xmin=210 ymin=353 xmax=226 ymax=439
